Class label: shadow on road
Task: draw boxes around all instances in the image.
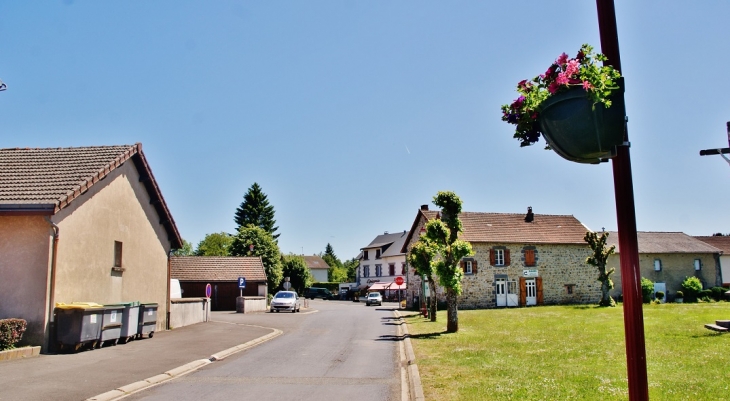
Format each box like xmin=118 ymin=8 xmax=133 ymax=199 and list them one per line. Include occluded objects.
xmin=375 ymin=330 xmax=449 ymax=342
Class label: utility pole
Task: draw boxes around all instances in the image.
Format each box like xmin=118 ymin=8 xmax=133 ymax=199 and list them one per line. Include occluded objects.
xmin=699 ymin=122 xmax=730 ymax=166
xmin=596 ymin=1 xmax=649 ymax=400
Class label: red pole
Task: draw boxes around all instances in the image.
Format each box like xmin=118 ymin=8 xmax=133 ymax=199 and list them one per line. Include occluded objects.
xmin=596 ymin=1 xmax=649 ymax=400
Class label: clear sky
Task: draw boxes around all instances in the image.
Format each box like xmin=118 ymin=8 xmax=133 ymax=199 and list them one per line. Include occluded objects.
xmin=2 ymin=1 xmax=729 ymax=261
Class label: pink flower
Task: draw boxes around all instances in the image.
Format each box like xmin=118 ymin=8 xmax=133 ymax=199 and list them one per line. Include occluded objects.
xmin=582 ymin=80 xmax=593 ymax=90
xmin=555 ymin=72 xmax=569 ymax=86
xmin=556 ymin=52 xmax=569 ymax=65
xmin=548 ymin=81 xmax=559 ymax=94
xmin=565 ymin=59 xmax=580 ymax=77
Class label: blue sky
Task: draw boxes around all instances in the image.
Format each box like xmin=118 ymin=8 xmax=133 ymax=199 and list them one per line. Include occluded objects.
xmin=2 ymin=1 xmax=729 ymax=260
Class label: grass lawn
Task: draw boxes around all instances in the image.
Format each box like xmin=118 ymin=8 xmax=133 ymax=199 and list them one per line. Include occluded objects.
xmin=404 ymin=302 xmax=730 ymax=400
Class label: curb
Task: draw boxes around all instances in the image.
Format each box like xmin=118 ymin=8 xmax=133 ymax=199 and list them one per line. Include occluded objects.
xmin=86 ymin=326 xmax=282 ymax=401
xmin=0 ymin=346 xmax=41 ymax=362
xmin=394 ymin=310 xmax=425 ymax=401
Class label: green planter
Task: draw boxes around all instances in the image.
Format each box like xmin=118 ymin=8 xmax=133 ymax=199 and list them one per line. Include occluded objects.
xmin=537 ymin=81 xmax=626 ymax=164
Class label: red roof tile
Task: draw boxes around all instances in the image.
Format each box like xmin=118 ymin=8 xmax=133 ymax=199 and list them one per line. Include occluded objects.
xmin=170 ymin=256 xmax=267 ymax=281
xmin=606 ymin=232 xmax=722 ymax=254
xmin=694 ymin=236 xmax=730 ymax=254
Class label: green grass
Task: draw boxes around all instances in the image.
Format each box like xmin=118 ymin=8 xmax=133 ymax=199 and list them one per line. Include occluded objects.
xmin=405 ymin=302 xmax=730 ymax=400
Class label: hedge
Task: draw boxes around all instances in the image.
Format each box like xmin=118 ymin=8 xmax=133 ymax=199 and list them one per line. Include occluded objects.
xmin=311 ymin=282 xmax=340 ymax=292
xmin=0 ymin=318 xmax=27 ymax=351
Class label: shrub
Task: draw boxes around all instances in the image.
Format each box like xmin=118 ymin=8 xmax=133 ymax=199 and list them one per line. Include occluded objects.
xmin=655 ymin=291 xmax=665 ymax=301
xmin=640 ymin=277 xmax=654 ymax=303
xmin=681 ymin=277 xmax=703 ymax=302
xmin=0 ymin=318 xmax=27 ymax=351
xmin=710 ymin=287 xmax=727 ymax=302
xmin=675 ymin=290 xmax=684 ymax=299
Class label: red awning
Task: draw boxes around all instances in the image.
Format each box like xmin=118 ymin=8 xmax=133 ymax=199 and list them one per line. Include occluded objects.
xmin=368 ymin=282 xmax=405 ymax=291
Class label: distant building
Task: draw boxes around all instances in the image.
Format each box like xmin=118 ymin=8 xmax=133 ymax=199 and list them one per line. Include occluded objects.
xmin=303 ymin=255 xmax=330 ymax=282
xmin=694 ymin=235 xmax=730 ymax=286
xmin=358 ymin=230 xmax=409 ymax=295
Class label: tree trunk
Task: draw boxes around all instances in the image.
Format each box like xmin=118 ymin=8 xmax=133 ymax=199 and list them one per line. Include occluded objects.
xmin=597 ymin=264 xmax=615 ymax=307
xmin=446 ymin=288 xmax=458 ymax=333
xmin=428 ymin=277 xmax=437 ymax=322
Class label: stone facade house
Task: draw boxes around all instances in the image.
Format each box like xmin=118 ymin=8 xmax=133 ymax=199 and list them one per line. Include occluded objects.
xmin=693 ymin=236 xmax=730 ymax=286
xmin=402 ymin=205 xmax=599 ymax=309
xmin=303 ymin=255 xmax=330 ymax=283
xmin=606 ymin=231 xmax=722 ymax=301
xmin=357 ymin=231 xmax=409 ymax=292
xmin=0 ymin=144 xmax=182 ymax=351
xmin=170 ymin=256 xmax=267 ymax=311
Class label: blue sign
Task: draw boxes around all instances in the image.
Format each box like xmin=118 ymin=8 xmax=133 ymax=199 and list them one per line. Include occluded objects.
xmin=205 ymin=283 xmax=212 ymax=298
xmin=238 ymin=277 xmax=246 ymax=289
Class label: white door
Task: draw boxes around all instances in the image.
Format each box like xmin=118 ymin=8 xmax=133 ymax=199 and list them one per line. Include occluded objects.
xmin=526 ymin=278 xmax=537 ymax=306
xmin=654 ymin=282 xmax=666 ymax=303
xmin=496 ymin=278 xmax=507 ymax=307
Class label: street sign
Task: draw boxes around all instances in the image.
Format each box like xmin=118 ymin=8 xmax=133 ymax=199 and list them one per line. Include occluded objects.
xmin=238 ymin=277 xmax=246 ymax=289
xmin=395 ymin=276 xmax=404 ymax=286
xmin=283 ymin=281 xmax=291 ymax=290
xmin=205 ymin=283 xmax=212 ymax=298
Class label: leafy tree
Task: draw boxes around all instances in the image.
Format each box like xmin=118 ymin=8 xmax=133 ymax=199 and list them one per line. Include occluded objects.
xmin=640 ymin=277 xmax=654 ymax=304
xmin=410 ymin=191 xmax=473 ymax=332
xmin=321 ymin=243 xmax=346 ymax=282
xmin=230 ymin=224 xmax=283 ymax=294
xmin=343 ymin=257 xmax=359 ymax=282
xmin=171 ymin=239 xmax=194 ymax=256
xmin=408 ymin=239 xmax=438 ymax=322
xmin=234 ymin=183 xmax=279 ymax=240
xmin=681 ymin=276 xmax=703 ymax=302
xmin=584 ymin=231 xmax=616 ymax=307
xmin=194 ymin=232 xmax=234 ymax=256
xmin=280 ymin=254 xmax=314 ymax=294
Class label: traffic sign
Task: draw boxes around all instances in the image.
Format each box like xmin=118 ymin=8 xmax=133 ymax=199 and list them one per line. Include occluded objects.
xmin=238 ymin=277 xmax=246 ymax=289
xmin=283 ymin=281 xmax=291 ymax=290
xmin=205 ymin=283 xmax=212 ymax=298
xmin=395 ymin=276 xmax=404 ymax=286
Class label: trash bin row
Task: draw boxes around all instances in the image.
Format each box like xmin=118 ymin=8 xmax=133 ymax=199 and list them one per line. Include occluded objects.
xmin=55 ymin=301 xmax=158 ymax=352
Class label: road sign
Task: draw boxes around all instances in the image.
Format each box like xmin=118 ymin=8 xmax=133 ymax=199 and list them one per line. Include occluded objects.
xmin=395 ymin=276 xmax=404 ymax=286
xmin=205 ymin=283 xmax=212 ymax=298
xmin=283 ymin=282 xmax=291 ymax=290
xmin=238 ymin=277 xmax=246 ymax=289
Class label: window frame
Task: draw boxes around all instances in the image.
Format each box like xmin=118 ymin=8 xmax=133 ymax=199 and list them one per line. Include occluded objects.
xmin=465 ymin=260 xmax=473 ymax=275
xmin=363 ymin=265 xmax=370 ymax=278
xmin=375 ymin=264 xmax=382 ymax=277
xmin=113 ymin=241 xmax=124 ymax=272
xmin=494 ymin=248 xmax=505 ymax=266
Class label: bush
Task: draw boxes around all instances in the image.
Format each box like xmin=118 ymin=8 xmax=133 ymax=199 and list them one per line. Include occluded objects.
xmin=681 ymin=277 xmax=703 ymax=302
xmin=675 ymin=290 xmax=684 ymax=299
xmin=710 ymin=287 xmax=727 ymax=302
xmin=0 ymin=318 xmax=27 ymax=351
xmin=311 ymin=282 xmax=340 ymax=292
xmin=655 ymin=291 xmax=665 ymax=301
xmin=640 ymin=277 xmax=654 ymax=303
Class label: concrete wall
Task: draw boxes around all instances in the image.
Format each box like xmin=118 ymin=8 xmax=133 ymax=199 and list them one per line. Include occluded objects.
xmin=241 ymin=296 xmax=267 ymax=313
xmin=169 ymin=298 xmax=210 ymax=329
xmin=310 ymin=269 xmax=328 ymax=283
xmin=720 ymin=255 xmax=730 ymax=286
xmin=0 ymin=215 xmax=52 ymax=346
xmin=609 ymin=252 xmax=718 ymax=300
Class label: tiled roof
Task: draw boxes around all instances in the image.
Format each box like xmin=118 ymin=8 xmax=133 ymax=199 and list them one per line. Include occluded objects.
xmin=363 ymin=231 xmax=410 ymax=257
xmin=170 ymin=256 xmax=267 ymax=281
xmin=0 ymin=143 xmax=182 ymax=248
xmin=303 ymin=255 xmax=330 ymax=270
xmin=459 ymin=212 xmax=588 ymax=244
xmin=606 ymin=231 xmax=722 ymax=254
xmin=694 ymin=236 xmax=730 ymax=254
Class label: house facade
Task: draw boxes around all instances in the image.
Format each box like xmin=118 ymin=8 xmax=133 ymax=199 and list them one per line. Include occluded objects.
xmin=606 ymin=232 xmax=722 ymax=301
xmin=694 ymin=236 xmax=730 ymax=286
xmin=170 ymin=256 xmax=267 ymax=311
xmin=303 ymin=255 xmax=330 ymax=283
xmin=403 ymin=205 xmax=600 ymax=309
xmin=0 ymin=144 xmax=181 ymax=351
xmin=357 ymin=231 xmax=409 ymax=292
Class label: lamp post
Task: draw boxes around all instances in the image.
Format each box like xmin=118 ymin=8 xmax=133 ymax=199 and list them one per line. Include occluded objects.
xmin=596 ymin=1 xmax=649 ymax=400
xmin=699 ymin=122 xmax=730 ymax=166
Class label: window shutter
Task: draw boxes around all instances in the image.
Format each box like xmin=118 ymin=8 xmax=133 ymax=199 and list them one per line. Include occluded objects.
xmin=519 ymin=277 xmax=526 ymax=306
xmin=473 ymin=260 xmax=478 ymax=274
xmin=505 ymin=249 xmax=511 ymax=265
xmin=525 ymin=249 xmax=535 ymax=266
xmin=536 ymin=276 xmax=544 ymax=305
xmin=460 ymin=260 xmax=465 ymax=272
xmin=490 ymin=249 xmax=495 ymax=266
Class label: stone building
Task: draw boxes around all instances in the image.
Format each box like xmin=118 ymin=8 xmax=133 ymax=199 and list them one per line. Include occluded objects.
xmin=402 ymin=205 xmax=600 ymax=309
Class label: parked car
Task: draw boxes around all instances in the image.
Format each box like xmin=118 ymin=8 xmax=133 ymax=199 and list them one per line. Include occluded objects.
xmin=365 ymin=292 xmax=382 ymax=306
xmin=270 ymin=291 xmax=301 ymax=313
xmin=305 ymin=287 xmax=334 ymax=300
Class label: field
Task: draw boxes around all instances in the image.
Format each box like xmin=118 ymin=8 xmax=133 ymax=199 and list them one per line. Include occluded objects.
xmin=404 ymin=302 xmax=730 ymax=400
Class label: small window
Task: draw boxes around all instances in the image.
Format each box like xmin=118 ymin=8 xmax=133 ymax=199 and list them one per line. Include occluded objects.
xmin=694 ymin=259 xmax=701 ymax=271
xmin=524 ymin=249 xmax=536 ymax=267
xmin=495 ymin=249 xmax=504 ymax=266
xmin=654 ymin=259 xmax=662 ymax=271
xmin=363 ymin=265 xmax=370 ymax=278
xmin=389 ymin=264 xmax=395 ymax=276
xmin=565 ymin=284 xmax=575 ymax=294
xmin=376 ymin=249 xmax=381 ymax=259
xmin=375 ymin=264 xmax=382 ymax=277
xmin=113 ymin=241 xmax=124 ymax=272
xmin=363 ymin=250 xmax=369 ymax=260
xmin=465 ymin=261 xmax=473 ymax=274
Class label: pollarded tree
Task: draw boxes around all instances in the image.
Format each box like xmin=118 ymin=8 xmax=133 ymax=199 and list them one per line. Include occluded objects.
xmin=230 ymin=224 xmax=283 ymax=294
xmin=194 ymin=232 xmax=234 ymax=256
xmin=584 ymin=231 xmax=616 ymax=307
xmin=426 ymin=191 xmax=473 ymax=333
xmin=280 ymin=254 xmax=314 ymax=295
xmin=407 ymin=239 xmax=438 ymax=322
xmin=234 ymin=183 xmax=279 ymax=240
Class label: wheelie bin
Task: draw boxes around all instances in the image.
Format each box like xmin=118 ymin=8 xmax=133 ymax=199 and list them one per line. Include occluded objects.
xmin=105 ymin=301 xmax=140 ymax=344
xmin=137 ymin=302 xmax=158 ymax=339
xmin=98 ymin=304 xmax=125 ymax=347
xmin=55 ymin=303 xmax=104 ymax=352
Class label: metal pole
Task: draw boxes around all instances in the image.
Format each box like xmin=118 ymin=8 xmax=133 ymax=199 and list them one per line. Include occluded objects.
xmin=596 ymin=1 xmax=649 ymax=400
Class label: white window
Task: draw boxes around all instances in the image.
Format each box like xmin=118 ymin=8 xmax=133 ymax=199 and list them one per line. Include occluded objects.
xmin=694 ymin=259 xmax=701 ymax=271
xmin=465 ymin=261 xmax=473 ymax=274
xmin=495 ymin=249 xmax=505 ymax=266
xmin=654 ymin=259 xmax=661 ymax=271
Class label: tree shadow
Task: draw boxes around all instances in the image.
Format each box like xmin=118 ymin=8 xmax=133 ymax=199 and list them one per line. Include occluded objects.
xmin=375 ymin=330 xmax=449 ymax=342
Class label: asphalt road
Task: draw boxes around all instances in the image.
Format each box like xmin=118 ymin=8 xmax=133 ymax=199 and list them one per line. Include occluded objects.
xmin=126 ymin=300 xmax=403 ymax=401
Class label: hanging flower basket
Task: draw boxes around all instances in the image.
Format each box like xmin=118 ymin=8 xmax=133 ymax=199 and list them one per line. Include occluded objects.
xmin=536 ymin=79 xmax=625 ymax=163
xmin=501 ymin=44 xmax=625 ymax=164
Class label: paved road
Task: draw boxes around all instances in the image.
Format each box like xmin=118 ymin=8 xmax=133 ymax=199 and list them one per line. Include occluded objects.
xmin=127 ymin=300 xmax=402 ymax=401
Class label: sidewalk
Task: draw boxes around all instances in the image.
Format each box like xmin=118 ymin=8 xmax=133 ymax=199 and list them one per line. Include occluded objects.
xmin=0 ymin=320 xmax=275 ymax=401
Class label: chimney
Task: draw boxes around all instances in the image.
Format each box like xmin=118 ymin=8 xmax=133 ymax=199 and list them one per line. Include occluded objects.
xmin=420 ymin=204 xmax=429 ymax=211
xmin=384 ymin=231 xmax=389 ymax=234
xmin=525 ymin=206 xmax=534 ymax=223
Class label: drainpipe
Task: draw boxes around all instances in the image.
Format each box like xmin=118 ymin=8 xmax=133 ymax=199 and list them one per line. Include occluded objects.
xmin=166 ymin=250 xmax=172 ymax=330
xmin=44 ymin=217 xmax=59 ymax=352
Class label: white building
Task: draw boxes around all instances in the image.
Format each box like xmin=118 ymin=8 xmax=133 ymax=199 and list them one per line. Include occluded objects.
xmin=303 ymin=255 xmax=330 ymax=282
xmin=358 ymin=231 xmax=409 ymax=295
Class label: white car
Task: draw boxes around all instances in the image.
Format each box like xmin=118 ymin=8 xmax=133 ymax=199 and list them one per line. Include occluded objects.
xmin=270 ymin=291 xmax=301 ymax=313
xmin=365 ymin=292 xmax=382 ymax=306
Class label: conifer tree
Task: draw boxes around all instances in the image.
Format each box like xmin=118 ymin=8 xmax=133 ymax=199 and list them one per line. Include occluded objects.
xmin=234 ymin=183 xmax=279 ymax=240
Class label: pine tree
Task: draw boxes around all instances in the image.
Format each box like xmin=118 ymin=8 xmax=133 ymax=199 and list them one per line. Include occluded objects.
xmin=234 ymin=183 xmax=279 ymax=240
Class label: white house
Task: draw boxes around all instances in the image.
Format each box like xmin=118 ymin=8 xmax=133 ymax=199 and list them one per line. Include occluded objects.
xmin=694 ymin=236 xmax=730 ymax=286
xmin=357 ymin=231 xmax=409 ymax=295
xmin=303 ymin=255 xmax=330 ymax=283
